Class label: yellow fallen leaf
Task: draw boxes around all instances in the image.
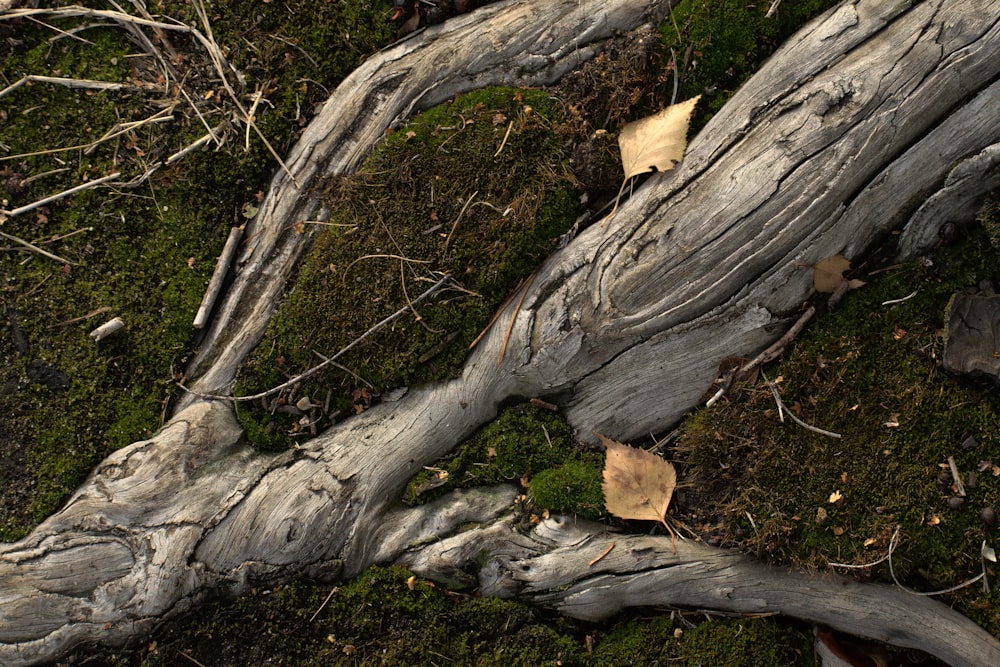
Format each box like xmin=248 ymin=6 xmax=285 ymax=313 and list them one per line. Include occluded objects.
xmin=599 ymin=434 xmax=676 ymax=530
xmin=813 ymin=254 xmax=851 ymax=293
xmin=618 ymin=96 xmax=701 ymax=179
xmin=828 ymin=490 xmax=843 ymax=504
xmin=604 ymin=96 xmax=700 ymax=224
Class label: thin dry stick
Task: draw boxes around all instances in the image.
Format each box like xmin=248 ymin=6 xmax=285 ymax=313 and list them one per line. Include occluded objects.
xmin=497 ymin=271 xmax=535 ymax=366
xmin=587 ymin=542 xmax=616 ymax=567
xmin=886 ymin=526 xmax=987 ymax=596
xmin=27 ymin=14 xmax=95 ymax=45
xmin=166 ymin=124 xmax=226 ymax=164
xmin=882 ymin=290 xmax=918 ymax=306
xmin=0 ymin=230 xmax=79 ymax=266
xmin=705 ymin=305 xmax=816 ymax=408
xmin=468 ymin=280 xmax=521 ymax=351
xmin=39 ymin=225 xmax=91 ymax=245
xmin=0 ymin=75 xmax=124 ymax=101
xmin=493 ymin=121 xmax=514 ymax=157
xmin=177 ymin=274 xmax=452 ymax=402
xmin=83 ymin=107 xmax=176 ymax=156
xmin=443 ymin=190 xmax=478 ymax=251
xmin=761 ymin=368 xmax=841 ymax=439
xmin=765 ymin=0 xmax=784 ymax=19
xmin=177 ymin=84 xmax=223 ymax=148
xmin=308 ymin=586 xmax=339 ymax=623
xmin=50 ymin=306 xmax=111 ymax=328
xmin=245 ymin=87 xmax=265 ymax=151
xmin=0 ymin=171 xmax=121 ymax=219
xmin=19 ymin=167 xmax=71 ymax=189
xmin=340 ymin=254 xmax=431 ymax=286
xmin=174 ymin=649 xmax=207 ymax=667
xmin=193 ymin=226 xmax=244 ymax=328
xmin=398 ymin=261 xmax=442 ymax=333
xmin=310 ymin=350 xmax=374 ymax=388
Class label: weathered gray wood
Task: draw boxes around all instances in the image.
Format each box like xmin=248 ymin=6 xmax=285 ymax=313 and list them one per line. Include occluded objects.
xmin=2 ymin=0 xmax=1000 ymax=664
xmin=400 ymin=515 xmax=1000 ymax=667
xmin=179 ymin=0 xmax=673 ymax=408
xmin=943 ymin=284 xmax=1000 ymax=380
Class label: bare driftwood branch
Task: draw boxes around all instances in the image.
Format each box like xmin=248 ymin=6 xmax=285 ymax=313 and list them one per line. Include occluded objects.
xmin=2 ymin=0 xmax=1000 ymax=664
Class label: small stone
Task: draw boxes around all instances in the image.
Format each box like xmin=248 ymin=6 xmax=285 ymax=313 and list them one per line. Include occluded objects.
xmin=937 ymin=221 xmax=959 ymax=244
xmin=980 ymin=507 xmax=997 ymax=529
xmin=947 ymin=496 xmax=965 ymax=510
xmin=937 ymin=471 xmax=951 ymax=486
xmin=962 ymin=435 xmax=978 ymax=450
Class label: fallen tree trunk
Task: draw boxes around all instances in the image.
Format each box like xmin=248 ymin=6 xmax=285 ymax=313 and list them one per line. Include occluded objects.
xmin=3 ymin=0 xmax=1000 ymax=664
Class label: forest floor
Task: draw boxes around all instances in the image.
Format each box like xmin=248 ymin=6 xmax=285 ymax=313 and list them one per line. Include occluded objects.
xmin=3 ymin=1 xmax=998 ymax=665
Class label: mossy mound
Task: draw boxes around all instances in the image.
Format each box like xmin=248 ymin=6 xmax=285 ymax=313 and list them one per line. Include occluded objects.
xmin=678 ymin=218 xmax=1000 ymax=635
xmin=235 ymin=87 xmax=581 ymax=448
xmin=404 ymin=402 xmax=605 ymax=520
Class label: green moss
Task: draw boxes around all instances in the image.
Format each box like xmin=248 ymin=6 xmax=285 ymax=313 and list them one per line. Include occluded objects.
xmin=978 ymin=194 xmax=1000 ymax=250
xmin=132 ymin=566 xmax=586 ymax=666
xmin=530 ymin=459 xmax=605 ymax=520
xmin=679 ymin=219 xmax=1000 ymax=633
xmin=236 ymin=87 xmax=581 ymax=448
xmin=592 ymin=615 xmax=811 ymax=666
xmin=119 ymin=564 xmax=816 ymax=666
xmin=405 ymin=403 xmax=583 ymax=505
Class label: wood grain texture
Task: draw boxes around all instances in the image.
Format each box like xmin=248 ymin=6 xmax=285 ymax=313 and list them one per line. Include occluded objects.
xmin=2 ymin=0 xmax=1000 ymax=663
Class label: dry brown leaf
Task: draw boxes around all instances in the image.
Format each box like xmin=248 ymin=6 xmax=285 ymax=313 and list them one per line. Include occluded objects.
xmin=813 ymin=254 xmax=851 ymax=293
xmin=618 ymin=95 xmax=700 ymax=179
xmin=603 ymin=96 xmax=700 ymax=225
xmin=599 ymin=433 xmax=676 ymax=529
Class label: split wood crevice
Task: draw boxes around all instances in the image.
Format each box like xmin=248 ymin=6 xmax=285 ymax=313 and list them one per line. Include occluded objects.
xmin=2 ymin=0 xmax=1000 ymax=664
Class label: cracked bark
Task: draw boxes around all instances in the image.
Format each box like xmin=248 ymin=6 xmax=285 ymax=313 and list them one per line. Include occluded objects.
xmin=2 ymin=0 xmax=1000 ymax=664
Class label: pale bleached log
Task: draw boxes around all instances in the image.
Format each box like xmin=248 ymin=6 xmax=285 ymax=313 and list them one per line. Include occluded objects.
xmin=2 ymin=0 xmax=1000 ymax=664
xmin=400 ymin=515 xmax=1000 ymax=667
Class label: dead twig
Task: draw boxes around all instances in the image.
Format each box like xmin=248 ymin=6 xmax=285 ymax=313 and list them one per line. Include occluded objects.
xmin=761 ymin=369 xmax=841 ymax=439
xmin=340 ymin=254 xmax=431 ymax=286
xmin=498 ymin=271 xmax=535 ymax=367
xmin=50 ymin=306 xmax=111 ymax=328
xmin=193 ymin=226 xmax=244 ymax=329
xmin=308 ymin=586 xmax=339 ymax=623
xmin=0 ymin=75 xmax=124 ymax=102
xmin=443 ymin=190 xmax=478 ymax=251
xmin=588 ymin=542 xmax=616 ymax=567
xmin=0 ymin=230 xmax=79 ymax=266
xmin=882 ymin=290 xmax=918 ymax=306
xmin=493 ymin=121 xmax=514 ymax=157
xmin=166 ymin=123 xmax=228 ymax=164
xmin=0 ymin=171 xmax=121 ymax=220
xmin=706 ymin=305 xmax=815 ymax=408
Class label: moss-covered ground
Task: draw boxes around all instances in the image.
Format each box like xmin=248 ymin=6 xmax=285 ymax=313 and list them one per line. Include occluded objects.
xmin=677 ymin=212 xmax=1000 ymax=637
xmin=13 ymin=0 xmax=990 ymax=665
xmin=79 ymin=565 xmax=816 ymax=667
